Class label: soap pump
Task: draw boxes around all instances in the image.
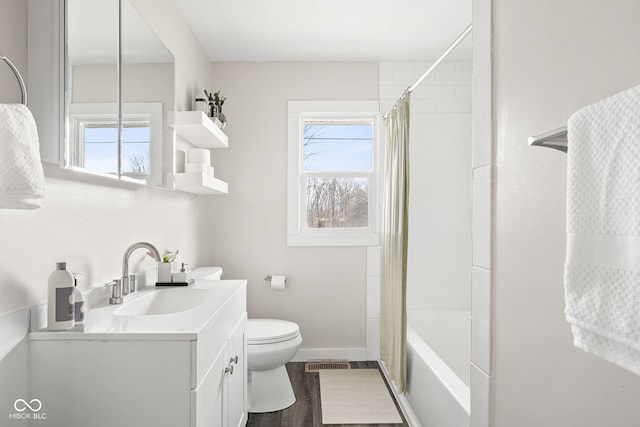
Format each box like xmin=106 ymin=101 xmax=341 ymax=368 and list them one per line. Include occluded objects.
xmin=72 ymin=273 xmax=85 ymax=326
xmin=172 ymin=263 xmax=191 ymax=283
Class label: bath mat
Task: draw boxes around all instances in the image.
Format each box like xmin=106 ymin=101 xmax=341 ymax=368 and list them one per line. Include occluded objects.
xmin=304 ymin=360 xmax=351 ymax=372
xmin=319 ymin=369 xmax=403 ymax=425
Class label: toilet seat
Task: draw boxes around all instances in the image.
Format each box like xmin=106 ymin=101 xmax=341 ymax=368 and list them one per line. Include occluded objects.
xmin=247 ymin=319 xmax=300 ymax=345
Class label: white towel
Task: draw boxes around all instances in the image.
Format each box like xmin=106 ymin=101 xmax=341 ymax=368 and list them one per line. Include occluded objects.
xmin=0 ymin=104 xmax=44 ymax=209
xmin=565 ymin=84 xmax=640 ymax=375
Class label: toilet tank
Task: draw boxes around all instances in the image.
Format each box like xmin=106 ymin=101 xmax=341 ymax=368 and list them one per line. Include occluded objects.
xmin=191 ymin=267 xmax=222 ymax=280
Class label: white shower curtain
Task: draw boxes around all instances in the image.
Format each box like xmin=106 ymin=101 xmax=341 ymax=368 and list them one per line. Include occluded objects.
xmin=380 ymin=93 xmax=410 ymax=393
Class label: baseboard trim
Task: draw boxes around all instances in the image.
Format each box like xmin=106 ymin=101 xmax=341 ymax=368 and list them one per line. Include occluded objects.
xmin=292 ymin=347 xmax=368 ymax=362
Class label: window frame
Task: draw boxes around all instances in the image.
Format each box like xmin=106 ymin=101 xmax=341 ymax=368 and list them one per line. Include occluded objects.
xmin=287 ymin=100 xmax=381 ymax=247
xmin=68 ymin=102 xmax=163 ymax=184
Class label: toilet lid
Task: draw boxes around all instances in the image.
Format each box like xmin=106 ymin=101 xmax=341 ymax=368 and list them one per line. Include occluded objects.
xmin=191 ymin=267 xmax=222 ymax=280
xmin=247 ymin=319 xmax=300 ymax=344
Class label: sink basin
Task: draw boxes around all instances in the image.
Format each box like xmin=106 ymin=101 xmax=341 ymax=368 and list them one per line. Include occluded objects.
xmin=114 ymin=288 xmax=212 ymax=316
xmin=109 ymin=287 xmax=218 ymax=332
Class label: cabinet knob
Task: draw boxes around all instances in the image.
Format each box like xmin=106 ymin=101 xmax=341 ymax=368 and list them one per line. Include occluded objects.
xmin=230 ymin=355 xmax=239 ymax=364
xmin=225 ymin=365 xmax=234 ymax=375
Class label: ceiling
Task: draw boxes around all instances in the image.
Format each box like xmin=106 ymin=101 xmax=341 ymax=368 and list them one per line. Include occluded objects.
xmin=176 ymin=0 xmax=472 ymax=62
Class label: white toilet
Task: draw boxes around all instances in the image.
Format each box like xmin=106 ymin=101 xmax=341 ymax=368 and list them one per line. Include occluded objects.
xmin=191 ymin=268 xmax=302 ymax=413
xmin=191 ymin=266 xmax=223 ymax=280
xmin=246 ymin=318 xmax=303 ymax=413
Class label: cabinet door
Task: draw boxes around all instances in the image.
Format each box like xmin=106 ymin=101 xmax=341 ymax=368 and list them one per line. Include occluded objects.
xmin=227 ymin=315 xmax=247 ymax=427
xmin=192 ymin=343 xmax=228 ymax=427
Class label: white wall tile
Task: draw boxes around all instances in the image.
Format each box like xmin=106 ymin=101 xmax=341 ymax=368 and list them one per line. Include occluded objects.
xmin=367 ymin=246 xmax=381 ymax=277
xmin=408 ymin=99 xmax=437 ymax=113
xmin=456 ymin=61 xmax=473 ymax=72
xmin=424 ymin=60 xmax=456 ymax=71
xmin=366 ymin=317 xmax=380 ymax=360
xmin=367 ymin=275 xmax=381 ymax=318
xmin=379 ymin=85 xmax=410 ymax=101
xmin=472 ymin=267 xmax=492 ymax=374
xmin=381 ymin=60 xmax=473 ymax=317
xmin=472 ymin=166 xmax=492 ymax=269
xmin=435 ymin=99 xmax=472 ymax=113
xmin=379 ymin=62 xmax=418 ymax=73
xmin=472 ymin=0 xmax=491 ymax=72
xmin=472 ymin=64 xmax=492 ymax=168
xmin=393 ymin=70 xmax=430 ymax=85
xmin=435 ymin=70 xmax=472 ymax=85
xmin=379 ymin=71 xmax=395 ymax=85
xmin=456 ymin=85 xmax=473 ymax=100
xmin=412 ymin=85 xmax=457 ymax=100
xmin=470 ymin=364 xmax=492 ymax=427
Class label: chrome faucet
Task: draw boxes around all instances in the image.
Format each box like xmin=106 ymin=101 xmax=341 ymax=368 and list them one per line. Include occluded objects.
xmin=108 ymin=242 xmax=161 ymax=304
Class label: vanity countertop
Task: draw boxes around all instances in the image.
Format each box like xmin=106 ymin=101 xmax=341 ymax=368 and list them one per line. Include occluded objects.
xmin=30 ymin=279 xmax=246 ymax=341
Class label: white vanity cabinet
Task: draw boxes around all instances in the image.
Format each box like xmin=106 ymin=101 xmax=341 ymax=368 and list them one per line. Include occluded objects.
xmin=193 ymin=316 xmax=247 ymax=427
xmin=30 ymin=280 xmax=247 ymax=427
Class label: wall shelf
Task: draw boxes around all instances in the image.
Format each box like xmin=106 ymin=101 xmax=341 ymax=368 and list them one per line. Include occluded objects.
xmin=174 ymin=172 xmax=228 ymax=195
xmin=169 ymin=111 xmax=228 ymax=149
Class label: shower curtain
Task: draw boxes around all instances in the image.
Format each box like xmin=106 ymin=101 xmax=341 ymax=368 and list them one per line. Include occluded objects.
xmin=380 ymin=93 xmax=410 ymax=393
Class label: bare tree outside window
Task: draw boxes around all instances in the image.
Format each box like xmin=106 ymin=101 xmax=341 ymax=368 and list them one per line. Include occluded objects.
xmin=306 ymin=177 xmax=368 ymax=228
xmin=303 ymin=122 xmax=372 ymax=229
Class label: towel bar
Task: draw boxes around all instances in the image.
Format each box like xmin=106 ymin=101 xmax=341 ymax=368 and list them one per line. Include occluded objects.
xmin=1 ymin=56 xmax=27 ymax=106
xmin=528 ymin=126 xmax=568 ymax=152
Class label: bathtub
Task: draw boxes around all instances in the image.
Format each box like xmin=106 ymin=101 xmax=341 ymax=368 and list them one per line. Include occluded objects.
xmin=405 ymin=309 xmax=471 ymax=427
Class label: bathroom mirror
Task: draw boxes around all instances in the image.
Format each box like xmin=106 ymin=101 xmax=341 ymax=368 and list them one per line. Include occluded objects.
xmin=66 ymin=0 xmax=175 ymax=187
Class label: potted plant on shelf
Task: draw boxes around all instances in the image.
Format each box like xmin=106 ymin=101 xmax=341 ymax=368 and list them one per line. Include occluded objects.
xmin=204 ymin=89 xmax=227 ymax=128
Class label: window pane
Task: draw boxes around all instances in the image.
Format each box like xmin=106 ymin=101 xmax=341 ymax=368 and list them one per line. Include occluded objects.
xmin=303 ymin=123 xmax=372 ymax=172
xmin=83 ymin=124 xmax=151 ymax=175
xmin=84 ymin=126 xmax=117 ymax=173
xmin=122 ymin=126 xmax=150 ymax=174
xmin=306 ymin=177 xmax=368 ymax=228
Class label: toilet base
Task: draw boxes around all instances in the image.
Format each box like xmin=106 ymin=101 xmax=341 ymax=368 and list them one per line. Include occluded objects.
xmin=248 ymin=365 xmax=296 ymax=413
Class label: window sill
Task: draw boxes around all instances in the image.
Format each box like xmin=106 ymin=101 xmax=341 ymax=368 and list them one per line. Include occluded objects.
xmin=287 ymin=232 xmax=379 ymax=247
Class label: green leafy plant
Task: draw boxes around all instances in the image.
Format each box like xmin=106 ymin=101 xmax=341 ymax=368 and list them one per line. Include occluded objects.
xmin=204 ymin=90 xmax=226 ymax=113
xmin=161 ymin=249 xmax=178 ymax=263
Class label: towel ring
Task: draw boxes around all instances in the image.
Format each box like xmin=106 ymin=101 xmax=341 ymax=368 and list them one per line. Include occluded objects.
xmin=1 ymin=56 xmax=27 ymax=106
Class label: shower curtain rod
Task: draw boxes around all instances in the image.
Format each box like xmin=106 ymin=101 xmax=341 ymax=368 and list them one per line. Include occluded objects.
xmin=383 ymin=23 xmax=472 ymax=119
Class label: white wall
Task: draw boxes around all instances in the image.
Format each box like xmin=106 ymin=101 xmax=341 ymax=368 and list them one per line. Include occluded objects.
xmin=205 ymin=62 xmax=379 ymax=356
xmin=380 ymin=61 xmax=472 ymax=312
xmin=0 ymin=0 xmax=210 ymax=314
xmin=0 ymin=0 xmax=211 ymax=412
xmin=493 ymin=0 xmax=640 ymax=425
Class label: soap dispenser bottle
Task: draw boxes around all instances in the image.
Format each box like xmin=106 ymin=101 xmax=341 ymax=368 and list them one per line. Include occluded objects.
xmin=172 ymin=263 xmax=192 ymax=283
xmin=47 ymin=262 xmax=75 ymax=330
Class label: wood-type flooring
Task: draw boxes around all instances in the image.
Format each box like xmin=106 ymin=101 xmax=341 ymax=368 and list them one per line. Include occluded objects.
xmin=246 ymin=361 xmax=409 ymax=427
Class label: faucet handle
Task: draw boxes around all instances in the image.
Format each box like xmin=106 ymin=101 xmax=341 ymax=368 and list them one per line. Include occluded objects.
xmin=128 ymin=274 xmax=137 ymax=293
xmin=106 ymin=278 xmax=123 ymax=305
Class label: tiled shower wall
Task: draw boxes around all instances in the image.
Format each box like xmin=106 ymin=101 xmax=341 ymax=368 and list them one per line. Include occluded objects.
xmin=368 ymin=60 xmax=472 ymax=359
xmin=381 ymin=60 xmax=472 ymax=312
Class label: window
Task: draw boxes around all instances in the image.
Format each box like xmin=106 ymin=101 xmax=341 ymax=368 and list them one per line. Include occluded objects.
xmin=68 ymin=102 xmax=163 ymax=184
xmin=288 ymin=101 xmax=380 ymax=246
xmin=81 ymin=122 xmax=151 ymax=178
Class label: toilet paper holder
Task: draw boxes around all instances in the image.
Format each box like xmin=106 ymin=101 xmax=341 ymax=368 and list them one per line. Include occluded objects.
xmin=264 ymin=275 xmax=287 ymax=283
